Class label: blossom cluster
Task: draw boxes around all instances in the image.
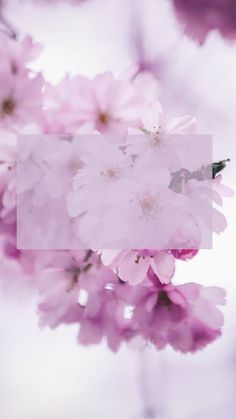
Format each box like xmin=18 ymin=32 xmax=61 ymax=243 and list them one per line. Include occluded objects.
xmin=17 ymin=129 xmax=227 ymax=252
xmin=66 ymin=132 xmax=218 ymax=250
xmin=0 ymin=32 xmax=232 ymax=353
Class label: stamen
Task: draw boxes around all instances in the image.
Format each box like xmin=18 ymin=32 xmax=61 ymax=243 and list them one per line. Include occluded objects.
xmin=138 ymin=192 xmax=159 ymax=220
xmin=157 ymin=290 xmax=172 ymax=307
xmin=65 ymin=265 xmax=80 ymax=292
xmin=98 ymin=112 xmax=110 ymax=125
xmin=100 ymin=166 xmax=121 ymax=182
xmin=1 ymin=97 xmax=16 ymax=116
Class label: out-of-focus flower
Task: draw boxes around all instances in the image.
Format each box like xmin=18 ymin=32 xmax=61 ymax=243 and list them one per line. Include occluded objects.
xmin=44 ymin=71 xmax=146 ymax=135
xmin=173 ymin=0 xmax=236 ymax=43
xmin=120 ymin=64 xmax=160 ymax=104
xmin=43 ymin=76 xmax=91 ymax=134
xmin=0 ymin=70 xmax=43 ymax=130
xmin=0 ymin=34 xmax=43 ymax=130
xmin=87 ymin=70 xmax=144 ymax=135
xmin=0 ymin=34 xmax=42 ymax=74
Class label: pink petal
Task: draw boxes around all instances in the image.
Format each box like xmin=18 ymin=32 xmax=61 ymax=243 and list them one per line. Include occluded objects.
xmin=151 ymin=251 xmax=175 ymax=284
xmin=118 ymin=252 xmax=150 ymax=285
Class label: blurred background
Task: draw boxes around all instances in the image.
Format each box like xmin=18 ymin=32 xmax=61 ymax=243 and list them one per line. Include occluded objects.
xmin=0 ymin=0 xmax=236 ymax=418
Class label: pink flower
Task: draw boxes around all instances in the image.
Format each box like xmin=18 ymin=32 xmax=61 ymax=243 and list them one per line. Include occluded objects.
xmin=129 ymin=278 xmax=226 ymax=353
xmin=101 ymin=249 xmax=175 ymax=285
xmin=184 ymin=176 xmax=232 ymax=236
xmin=0 ymin=34 xmax=42 ymax=75
xmin=67 ymin=136 xmax=132 ymax=218
xmin=0 ymin=34 xmax=43 ymax=130
xmin=35 ymin=248 xmax=227 ymax=354
xmin=43 ymin=76 xmax=91 ymax=134
xmin=126 ymin=100 xmax=197 ymax=171
xmin=97 ymin=165 xmax=193 ymax=249
xmin=0 ymin=44 xmax=230 ymax=356
xmin=37 ymin=250 xmax=91 ymax=328
xmin=44 ymin=72 xmax=145 ymax=135
xmin=79 ymin=71 xmax=145 ymax=135
xmin=37 ymin=250 xmax=136 ymax=351
xmin=17 ymin=135 xmax=85 ymax=249
xmin=18 ymin=135 xmax=82 ymax=205
xmin=77 ymin=277 xmax=136 ymax=351
xmin=0 ymin=70 xmax=43 ymax=130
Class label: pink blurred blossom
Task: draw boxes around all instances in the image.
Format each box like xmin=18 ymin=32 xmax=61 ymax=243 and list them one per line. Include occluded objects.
xmin=0 ymin=34 xmax=43 ymax=130
xmin=44 ymin=71 xmax=146 ymax=135
xmin=173 ymin=0 xmax=236 ymax=43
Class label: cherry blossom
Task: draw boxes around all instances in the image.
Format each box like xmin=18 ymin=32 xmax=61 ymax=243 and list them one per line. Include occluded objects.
xmin=100 ymin=249 xmax=175 ymax=285
xmin=0 ymin=25 xmax=231 ymax=355
xmin=129 ymin=277 xmax=226 ymax=353
xmin=0 ymin=34 xmax=42 ymax=74
xmin=43 ymin=75 xmax=92 ymax=134
xmin=106 ymin=172 xmax=190 ymax=248
xmin=0 ymin=34 xmax=43 ymax=130
xmin=44 ymin=71 xmax=146 ymax=135
xmin=67 ymin=136 xmax=132 ymax=218
xmin=17 ymin=135 xmax=85 ymax=249
xmin=37 ymin=254 xmax=226 ymax=353
xmin=126 ymin=100 xmax=197 ymax=172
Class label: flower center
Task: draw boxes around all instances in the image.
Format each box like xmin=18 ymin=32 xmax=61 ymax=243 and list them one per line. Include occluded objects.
xmin=138 ymin=192 xmax=159 ymax=220
xmin=65 ymin=261 xmax=92 ymax=293
xmin=98 ymin=112 xmax=110 ymax=125
xmin=1 ymin=97 xmax=16 ymax=116
xmin=149 ymin=132 xmax=165 ymax=148
xmin=65 ymin=266 xmax=81 ymax=292
xmin=100 ymin=166 xmax=121 ymax=183
xmin=148 ymin=125 xmax=166 ymax=149
xmin=157 ymin=290 xmax=172 ymax=307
